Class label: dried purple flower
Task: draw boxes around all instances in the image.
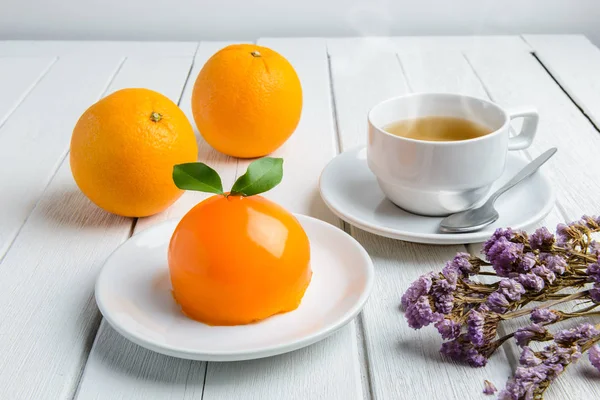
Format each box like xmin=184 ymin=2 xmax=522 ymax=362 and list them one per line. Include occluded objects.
xmin=486 ymin=291 xmax=510 ymax=313
xmin=444 ymin=252 xmax=475 ymax=278
xmin=483 ymin=380 xmax=497 ymax=395
xmin=500 ymin=344 xmax=579 ymax=400
xmin=532 ymin=265 xmax=556 ymax=284
xmin=591 ymin=283 xmax=600 ymax=304
xmin=554 ymin=323 xmax=600 ymax=346
xmin=590 ymin=345 xmax=600 ymax=372
xmin=466 ymin=348 xmax=488 ymax=367
xmin=556 ymin=223 xmax=573 ymax=246
xmin=590 ymin=241 xmax=600 ymax=257
xmin=467 ymin=309 xmax=486 ymax=346
xmin=499 ymin=278 xmax=525 ymax=301
xmin=517 ymin=272 xmax=545 ymax=292
xmin=485 ymin=237 xmax=524 ymax=277
xmin=514 ymin=324 xmax=550 ymax=347
xmin=401 ymin=273 xmax=433 ymax=309
xmin=405 ymin=296 xmax=442 ymax=329
xmin=529 ymin=227 xmax=555 ymax=251
xmin=440 ymin=334 xmax=492 ymax=367
xmin=440 ymin=338 xmax=465 ymax=360
xmin=588 ymin=261 xmax=600 ymax=283
xmin=539 ymin=344 xmax=582 ymax=365
xmin=435 ymin=318 xmax=461 ymax=340
xmin=483 ymin=228 xmax=514 ymax=254
xmin=519 ymin=346 xmax=542 ymax=367
xmin=540 ymin=253 xmax=567 ymax=275
xmin=530 ymin=308 xmax=560 ymax=324
xmin=431 ymin=276 xmax=456 ymax=314
xmin=518 ymin=252 xmax=537 ymax=273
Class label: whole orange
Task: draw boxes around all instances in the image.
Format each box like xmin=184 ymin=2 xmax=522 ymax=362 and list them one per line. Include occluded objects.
xmin=168 ymin=194 xmax=312 ymax=326
xmin=70 ymin=88 xmax=198 ymax=217
xmin=191 ymin=44 xmax=302 ymax=158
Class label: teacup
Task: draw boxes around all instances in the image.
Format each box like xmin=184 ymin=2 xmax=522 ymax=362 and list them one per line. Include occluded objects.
xmin=367 ymin=93 xmax=539 ymax=216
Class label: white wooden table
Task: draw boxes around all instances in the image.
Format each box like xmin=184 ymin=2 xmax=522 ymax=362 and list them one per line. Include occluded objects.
xmin=1 ymin=35 xmax=600 ymax=400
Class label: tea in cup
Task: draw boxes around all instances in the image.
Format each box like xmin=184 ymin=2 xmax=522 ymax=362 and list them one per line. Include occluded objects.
xmin=367 ymin=93 xmax=539 ymax=216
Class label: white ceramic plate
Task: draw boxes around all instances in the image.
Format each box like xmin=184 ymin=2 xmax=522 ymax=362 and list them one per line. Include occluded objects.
xmin=95 ymin=215 xmax=374 ymax=361
xmin=319 ymin=147 xmax=555 ymax=245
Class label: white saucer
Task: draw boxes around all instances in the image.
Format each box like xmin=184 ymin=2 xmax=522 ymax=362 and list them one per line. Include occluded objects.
xmin=95 ymin=215 xmax=374 ymax=361
xmin=319 ymin=147 xmax=555 ymax=245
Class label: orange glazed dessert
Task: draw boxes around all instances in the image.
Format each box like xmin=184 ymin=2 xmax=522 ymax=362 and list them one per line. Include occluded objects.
xmin=168 ymin=158 xmax=311 ymax=325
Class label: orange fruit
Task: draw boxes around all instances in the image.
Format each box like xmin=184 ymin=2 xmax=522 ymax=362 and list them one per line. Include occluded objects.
xmin=70 ymin=88 xmax=198 ymax=217
xmin=168 ymin=194 xmax=312 ymax=325
xmin=191 ymin=44 xmax=302 ymax=158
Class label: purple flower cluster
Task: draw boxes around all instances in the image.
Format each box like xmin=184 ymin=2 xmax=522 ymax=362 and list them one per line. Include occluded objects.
xmin=499 ymin=344 xmax=581 ymax=400
xmin=553 ymin=323 xmax=600 ymax=346
xmin=483 ymin=230 xmax=529 ymax=277
xmin=401 ymin=273 xmax=433 ymax=310
xmin=404 ymin=296 xmax=441 ymax=329
xmin=401 ymin=216 xmax=600 ymax=399
xmin=499 ymin=279 xmax=525 ymax=301
xmin=539 ymin=253 xmax=567 ymax=275
xmin=435 ymin=318 xmax=461 ymax=340
xmin=591 ymin=283 xmax=600 ymax=304
xmin=467 ymin=308 xmax=486 ymax=346
xmin=514 ymin=324 xmax=550 ymax=347
xmin=529 ymin=227 xmax=555 ymax=251
xmin=588 ymin=260 xmax=600 ymax=283
xmin=590 ymin=345 xmax=600 ymax=372
xmin=530 ymin=308 xmax=560 ymax=324
xmin=440 ymin=334 xmax=490 ymax=367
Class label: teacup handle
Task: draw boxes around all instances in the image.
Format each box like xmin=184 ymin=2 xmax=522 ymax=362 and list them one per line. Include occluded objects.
xmin=507 ymin=107 xmax=539 ymax=150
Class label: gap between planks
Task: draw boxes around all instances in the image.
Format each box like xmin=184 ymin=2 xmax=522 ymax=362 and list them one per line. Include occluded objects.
xmin=530 ymin=52 xmax=600 ymax=134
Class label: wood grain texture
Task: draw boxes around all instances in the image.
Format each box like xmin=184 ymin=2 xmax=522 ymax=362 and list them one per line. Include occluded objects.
xmin=524 ymin=34 xmax=600 ymax=129
xmin=0 ymin=55 xmax=123 ymax=260
xmin=0 ymin=56 xmax=56 ymax=126
xmin=327 ymin=35 xmax=531 ymax=57
xmin=328 ymin=43 xmax=513 ymax=399
xmin=0 ymin=52 xmax=197 ymax=400
xmin=201 ymin=38 xmax=362 ymax=400
xmin=0 ymin=40 xmax=198 ymax=57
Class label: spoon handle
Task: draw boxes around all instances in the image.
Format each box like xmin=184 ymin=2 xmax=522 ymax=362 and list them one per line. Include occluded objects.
xmin=488 ymin=147 xmax=557 ymax=204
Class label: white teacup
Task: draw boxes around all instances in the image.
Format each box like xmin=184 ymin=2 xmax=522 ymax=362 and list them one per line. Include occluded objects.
xmin=367 ymin=93 xmax=538 ymax=216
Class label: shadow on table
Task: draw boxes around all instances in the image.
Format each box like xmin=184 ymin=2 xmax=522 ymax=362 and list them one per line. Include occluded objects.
xmin=38 ymin=188 xmax=132 ymax=230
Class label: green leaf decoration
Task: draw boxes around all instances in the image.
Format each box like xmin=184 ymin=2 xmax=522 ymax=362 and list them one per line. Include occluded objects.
xmin=230 ymin=157 xmax=283 ymax=196
xmin=173 ymin=162 xmax=224 ymax=195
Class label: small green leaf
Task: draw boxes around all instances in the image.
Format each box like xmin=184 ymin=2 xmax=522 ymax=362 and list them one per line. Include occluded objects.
xmin=230 ymin=157 xmax=283 ymax=196
xmin=173 ymin=162 xmax=224 ymax=195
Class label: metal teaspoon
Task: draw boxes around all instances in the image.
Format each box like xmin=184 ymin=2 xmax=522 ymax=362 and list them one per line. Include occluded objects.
xmin=439 ymin=147 xmax=557 ymax=233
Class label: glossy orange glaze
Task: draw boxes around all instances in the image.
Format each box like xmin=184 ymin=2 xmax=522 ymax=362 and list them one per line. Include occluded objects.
xmin=168 ymin=195 xmax=311 ymax=325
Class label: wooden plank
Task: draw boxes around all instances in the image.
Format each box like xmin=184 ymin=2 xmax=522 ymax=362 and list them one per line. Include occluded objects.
xmin=524 ymin=34 xmax=600 ymax=129
xmin=327 ymin=35 xmax=531 ymax=57
xmin=75 ymin=41 xmax=238 ymax=400
xmin=0 ymin=52 xmax=196 ymax=400
xmin=0 ymin=40 xmax=198 ymax=57
xmin=201 ymin=38 xmax=362 ymax=400
xmin=0 ymin=55 xmax=124 ymax=260
xmin=0 ymin=56 xmax=56 ymax=126
xmin=328 ymin=42 xmax=513 ymax=399
xmin=465 ymin=49 xmax=600 ymax=398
